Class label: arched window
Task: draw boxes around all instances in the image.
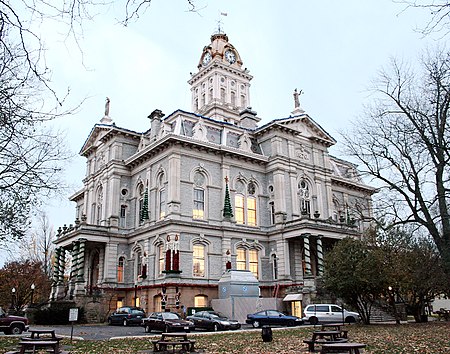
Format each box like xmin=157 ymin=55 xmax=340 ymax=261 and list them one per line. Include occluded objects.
xmin=120 ymin=205 xmax=127 ymax=228
xmin=236 ymin=247 xmax=259 ymax=278
xmin=231 ymin=91 xmax=236 ymax=106
xmin=193 ymin=171 xmax=206 ymax=220
xmin=158 ymin=245 xmax=164 ymax=276
xmin=136 ymin=251 xmax=142 ymax=280
xmin=271 ymin=254 xmax=278 ymax=280
xmin=298 ymin=179 xmax=311 ymax=216
xmin=234 ymin=180 xmax=258 ymax=226
xmin=117 ymin=256 xmax=125 ymax=283
xmin=96 ymin=186 xmax=103 ymax=225
xmin=158 ymin=173 xmax=166 ymax=220
xmin=194 ymin=295 xmax=208 ymax=307
xmin=193 ymin=244 xmax=205 ymax=277
xmin=209 ymin=88 xmax=213 ymax=102
xmin=220 ymin=88 xmax=226 ymax=101
xmin=136 ymin=183 xmax=144 ymax=225
xmin=269 ymin=201 xmax=275 ymax=225
xmin=241 ymin=94 xmax=246 ymax=107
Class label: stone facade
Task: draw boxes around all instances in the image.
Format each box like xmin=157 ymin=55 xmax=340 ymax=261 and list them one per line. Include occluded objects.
xmin=51 ymin=32 xmax=375 ymax=321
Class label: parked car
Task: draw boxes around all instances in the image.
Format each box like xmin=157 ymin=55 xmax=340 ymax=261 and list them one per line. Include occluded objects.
xmin=246 ymin=310 xmax=303 ymax=328
xmin=0 ymin=308 xmax=29 ymax=335
xmin=107 ymin=306 xmax=145 ymax=326
xmin=302 ymin=304 xmax=360 ymax=325
xmin=187 ymin=311 xmax=241 ymax=331
xmin=142 ymin=312 xmax=195 ymax=333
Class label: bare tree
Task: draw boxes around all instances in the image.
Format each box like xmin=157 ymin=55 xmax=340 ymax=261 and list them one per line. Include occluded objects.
xmin=11 ymin=212 xmax=55 ymax=277
xmin=341 ymin=48 xmax=450 ymax=274
xmin=398 ymin=1 xmax=450 ymax=36
xmin=0 ymin=1 xmax=196 ymax=244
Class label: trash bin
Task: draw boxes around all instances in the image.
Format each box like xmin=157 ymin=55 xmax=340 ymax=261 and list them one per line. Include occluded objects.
xmin=261 ymin=325 xmax=272 ymax=342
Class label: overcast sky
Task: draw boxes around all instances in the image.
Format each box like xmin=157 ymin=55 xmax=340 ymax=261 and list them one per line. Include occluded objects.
xmin=0 ymin=0 xmax=439 ymax=265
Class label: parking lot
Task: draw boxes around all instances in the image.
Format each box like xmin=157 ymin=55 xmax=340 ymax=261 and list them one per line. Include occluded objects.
xmin=14 ymin=323 xmax=256 ymax=340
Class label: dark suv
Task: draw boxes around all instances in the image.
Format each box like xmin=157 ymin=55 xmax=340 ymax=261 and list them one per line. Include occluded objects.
xmin=0 ymin=308 xmax=29 ymax=335
xmin=107 ymin=306 xmax=145 ymax=326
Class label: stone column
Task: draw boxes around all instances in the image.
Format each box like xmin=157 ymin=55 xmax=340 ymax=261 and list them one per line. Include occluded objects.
xmin=167 ymin=154 xmax=181 ymax=217
xmin=316 ymin=236 xmax=324 ymax=276
xmin=276 ymin=238 xmax=290 ymax=279
xmin=303 ymin=234 xmax=312 ymax=276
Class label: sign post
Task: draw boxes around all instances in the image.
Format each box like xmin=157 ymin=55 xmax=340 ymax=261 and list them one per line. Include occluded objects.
xmin=69 ymin=308 xmax=79 ymax=342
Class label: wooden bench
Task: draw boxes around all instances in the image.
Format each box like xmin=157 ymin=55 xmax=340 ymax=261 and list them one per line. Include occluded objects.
xmin=320 ymin=342 xmax=366 ymax=353
xmin=303 ymin=338 xmax=348 ymax=352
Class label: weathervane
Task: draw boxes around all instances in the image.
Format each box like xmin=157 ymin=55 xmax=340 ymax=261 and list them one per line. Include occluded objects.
xmin=216 ymin=11 xmax=227 ymax=34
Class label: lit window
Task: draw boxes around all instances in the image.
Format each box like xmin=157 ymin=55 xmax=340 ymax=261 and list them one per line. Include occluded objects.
xmin=247 ymin=197 xmax=257 ymax=226
xmin=193 ymin=244 xmax=205 ymax=277
xmin=117 ymin=257 xmax=125 ymax=283
xmin=235 ymin=195 xmax=245 ymax=224
xmin=194 ymin=295 xmax=208 ymax=307
xmin=236 ymin=248 xmax=246 ymax=271
xmin=116 ymin=298 xmax=123 ymax=309
xmin=234 ymin=180 xmax=258 ymax=226
xmin=236 ymin=247 xmax=259 ymax=278
xmin=193 ymin=188 xmax=205 ymax=219
xmin=249 ymin=249 xmax=259 ymax=278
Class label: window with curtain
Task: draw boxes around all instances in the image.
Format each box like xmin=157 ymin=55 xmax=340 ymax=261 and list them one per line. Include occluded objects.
xmin=193 ymin=244 xmax=205 ymax=277
xmin=117 ymin=257 xmax=125 ymax=283
xmin=235 ymin=194 xmax=245 ymax=224
xmin=159 ymin=189 xmax=166 ymax=219
xmin=249 ymin=249 xmax=259 ymax=278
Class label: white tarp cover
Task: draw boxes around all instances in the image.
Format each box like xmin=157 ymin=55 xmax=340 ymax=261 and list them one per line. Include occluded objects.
xmin=282 ymin=293 xmax=302 ymax=301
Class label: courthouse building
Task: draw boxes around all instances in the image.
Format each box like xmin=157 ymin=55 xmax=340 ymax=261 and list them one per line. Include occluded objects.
xmin=51 ymin=31 xmax=374 ymax=320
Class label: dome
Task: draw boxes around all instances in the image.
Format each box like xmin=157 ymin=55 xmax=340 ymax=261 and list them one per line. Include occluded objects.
xmin=198 ymin=33 xmax=243 ymax=69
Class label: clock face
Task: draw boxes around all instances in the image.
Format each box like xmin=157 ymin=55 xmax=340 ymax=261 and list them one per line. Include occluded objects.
xmin=202 ymin=52 xmax=212 ymax=66
xmin=225 ymin=50 xmax=236 ymax=64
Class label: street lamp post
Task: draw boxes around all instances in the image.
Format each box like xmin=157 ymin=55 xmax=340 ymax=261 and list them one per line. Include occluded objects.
xmin=134 ymin=282 xmax=138 ymax=307
xmin=30 ymin=284 xmax=35 ymax=306
xmin=11 ymin=287 xmax=16 ymax=311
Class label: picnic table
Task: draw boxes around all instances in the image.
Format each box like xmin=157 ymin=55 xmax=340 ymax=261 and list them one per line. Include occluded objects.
xmin=321 ymin=323 xmax=349 ymax=338
xmin=4 ymin=329 xmax=66 ymax=354
xmin=320 ymin=342 xmax=366 ymax=353
xmin=151 ymin=332 xmax=196 ymax=353
xmin=303 ymin=330 xmax=348 ymax=352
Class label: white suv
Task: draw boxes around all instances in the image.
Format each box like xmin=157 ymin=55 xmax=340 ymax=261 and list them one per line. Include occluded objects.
xmin=302 ymin=304 xmax=359 ymax=325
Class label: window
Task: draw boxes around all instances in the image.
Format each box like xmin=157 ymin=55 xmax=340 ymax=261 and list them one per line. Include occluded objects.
xmin=193 ymin=244 xmax=205 ymax=277
xmin=249 ymin=249 xmax=259 ymax=278
xmin=116 ymin=298 xmax=123 ymax=309
xmin=299 ymin=180 xmax=311 ymax=216
xmin=235 ymin=195 xmax=245 ymax=224
xmin=136 ymin=184 xmax=144 ymax=225
xmin=209 ymin=88 xmax=213 ymax=102
xmin=159 ymin=189 xmax=166 ymax=219
xmin=194 ymin=295 xmax=207 ymax=307
xmin=272 ymin=254 xmax=278 ymax=280
xmin=247 ymin=196 xmax=256 ymax=226
xmin=136 ymin=251 xmax=142 ymax=279
xmin=158 ymin=245 xmax=164 ymax=276
xmin=96 ymin=186 xmax=103 ymax=225
xmin=269 ymin=201 xmax=275 ymax=225
xmin=220 ymin=88 xmax=225 ymax=101
xmin=241 ymin=94 xmax=246 ymax=107
xmin=117 ymin=257 xmax=125 ymax=283
xmin=234 ymin=180 xmax=258 ymax=226
xmin=193 ymin=189 xmax=205 ymax=219
xmin=236 ymin=247 xmax=259 ymax=278
xmin=120 ymin=205 xmax=127 ymax=228
xmin=231 ymin=91 xmax=236 ymax=106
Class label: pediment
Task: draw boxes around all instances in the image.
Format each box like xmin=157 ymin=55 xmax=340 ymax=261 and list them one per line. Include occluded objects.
xmin=277 ymin=115 xmax=336 ymax=147
xmin=79 ymin=124 xmax=112 ymax=156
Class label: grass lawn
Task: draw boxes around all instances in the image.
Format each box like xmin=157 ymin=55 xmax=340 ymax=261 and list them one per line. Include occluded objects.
xmin=0 ymin=322 xmax=448 ymax=353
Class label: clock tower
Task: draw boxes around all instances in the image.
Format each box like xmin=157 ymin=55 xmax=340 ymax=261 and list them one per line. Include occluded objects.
xmin=188 ymin=33 xmax=259 ymax=126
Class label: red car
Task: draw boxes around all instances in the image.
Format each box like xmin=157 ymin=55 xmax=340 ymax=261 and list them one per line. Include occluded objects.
xmin=0 ymin=308 xmax=29 ymax=335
